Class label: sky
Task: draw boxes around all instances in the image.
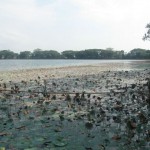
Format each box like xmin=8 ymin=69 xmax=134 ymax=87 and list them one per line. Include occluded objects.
xmin=0 ymin=0 xmax=150 ymax=52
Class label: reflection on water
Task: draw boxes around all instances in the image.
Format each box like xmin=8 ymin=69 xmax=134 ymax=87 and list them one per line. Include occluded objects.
xmin=0 ymin=59 xmax=150 ymax=71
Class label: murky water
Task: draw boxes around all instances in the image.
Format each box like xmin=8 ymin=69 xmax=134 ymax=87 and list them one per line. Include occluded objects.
xmin=0 ymin=59 xmax=149 ymax=71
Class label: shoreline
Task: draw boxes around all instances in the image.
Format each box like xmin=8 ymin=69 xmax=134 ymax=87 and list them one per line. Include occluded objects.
xmin=0 ymin=62 xmax=133 ymax=83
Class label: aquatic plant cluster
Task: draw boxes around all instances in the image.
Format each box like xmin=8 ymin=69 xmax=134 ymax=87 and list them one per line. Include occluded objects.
xmin=0 ymin=69 xmax=150 ymax=150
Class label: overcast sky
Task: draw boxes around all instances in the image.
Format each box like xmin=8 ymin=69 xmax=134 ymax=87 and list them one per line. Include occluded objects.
xmin=0 ymin=0 xmax=150 ymax=52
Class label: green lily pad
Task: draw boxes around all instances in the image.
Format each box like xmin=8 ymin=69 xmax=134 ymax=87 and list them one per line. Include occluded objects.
xmin=24 ymin=148 xmax=37 ymax=150
xmin=53 ymin=138 xmax=68 ymax=147
xmin=36 ymin=137 xmax=45 ymax=142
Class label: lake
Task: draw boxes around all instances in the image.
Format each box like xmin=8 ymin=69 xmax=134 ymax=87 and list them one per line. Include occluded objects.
xmin=0 ymin=59 xmax=150 ymax=71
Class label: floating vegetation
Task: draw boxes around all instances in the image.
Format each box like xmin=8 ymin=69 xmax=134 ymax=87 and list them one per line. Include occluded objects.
xmin=0 ymin=69 xmax=150 ymax=149
xmin=53 ymin=137 xmax=68 ymax=147
xmin=85 ymin=122 xmax=93 ymax=130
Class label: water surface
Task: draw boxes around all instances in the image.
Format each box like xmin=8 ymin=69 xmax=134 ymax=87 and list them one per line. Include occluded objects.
xmin=0 ymin=59 xmax=149 ymax=71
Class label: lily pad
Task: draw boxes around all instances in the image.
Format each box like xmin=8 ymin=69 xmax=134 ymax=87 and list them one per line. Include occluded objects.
xmin=85 ymin=122 xmax=93 ymax=130
xmin=53 ymin=138 xmax=68 ymax=147
xmin=24 ymin=148 xmax=37 ymax=150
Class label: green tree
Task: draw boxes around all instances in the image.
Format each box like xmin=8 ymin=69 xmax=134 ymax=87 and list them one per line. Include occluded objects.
xmin=143 ymin=23 xmax=150 ymax=41
xmin=31 ymin=49 xmax=61 ymax=59
xmin=19 ymin=51 xmax=31 ymax=59
xmin=31 ymin=49 xmax=44 ymax=59
xmin=0 ymin=50 xmax=18 ymax=59
xmin=126 ymin=49 xmax=150 ymax=59
xmin=84 ymin=49 xmax=101 ymax=59
xmin=113 ymin=50 xmax=124 ymax=59
xmin=43 ymin=50 xmax=61 ymax=59
xmin=61 ymin=50 xmax=76 ymax=59
xmin=100 ymin=49 xmax=114 ymax=59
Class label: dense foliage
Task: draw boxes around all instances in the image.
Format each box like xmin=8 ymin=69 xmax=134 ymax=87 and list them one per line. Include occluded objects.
xmin=0 ymin=48 xmax=150 ymax=59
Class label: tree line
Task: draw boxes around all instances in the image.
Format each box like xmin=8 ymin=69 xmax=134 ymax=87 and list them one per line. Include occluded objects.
xmin=0 ymin=48 xmax=150 ymax=59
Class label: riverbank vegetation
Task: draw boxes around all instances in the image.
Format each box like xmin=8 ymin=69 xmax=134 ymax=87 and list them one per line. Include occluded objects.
xmin=0 ymin=48 xmax=150 ymax=59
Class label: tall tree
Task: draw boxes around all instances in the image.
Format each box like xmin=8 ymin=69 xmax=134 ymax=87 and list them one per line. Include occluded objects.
xmin=143 ymin=23 xmax=150 ymax=41
xmin=19 ymin=51 xmax=31 ymax=59
xmin=31 ymin=49 xmax=43 ymax=59
xmin=61 ymin=50 xmax=76 ymax=59
xmin=0 ymin=50 xmax=18 ymax=59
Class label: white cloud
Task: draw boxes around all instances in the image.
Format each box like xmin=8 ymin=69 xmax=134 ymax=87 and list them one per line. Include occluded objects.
xmin=71 ymin=0 xmax=150 ymax=51
xmin=73 ymin=0 xmax=149 ymax=22
xmin=0 ymin=0 xmax=57 ymax=50
xmin=0 ymin=0 xmax=150 ymax=52
xmin=0 ymin=0 xmax=55 ymax=22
